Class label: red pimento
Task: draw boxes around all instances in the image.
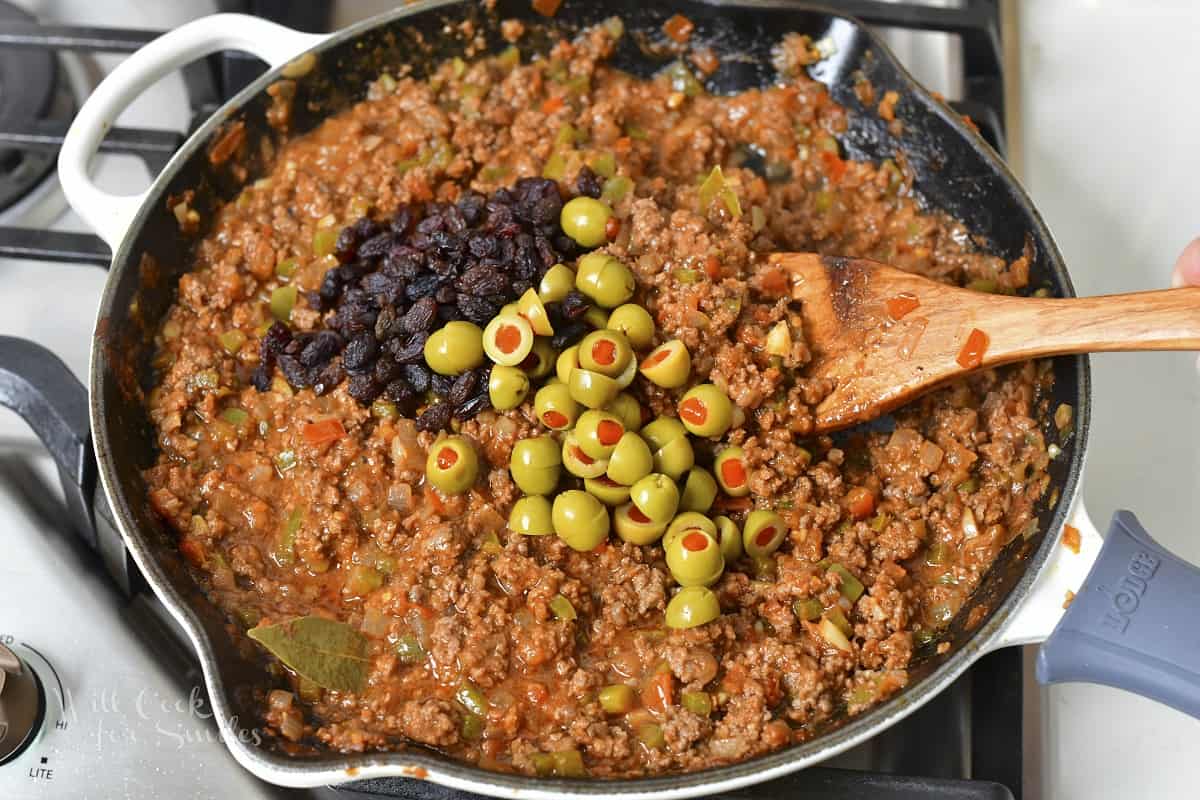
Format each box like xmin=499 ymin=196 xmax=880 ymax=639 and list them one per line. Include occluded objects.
xmin=755 ymin=525 xmax=778 ymax=547
xmin=682 ymin=531 xmax=710 ymax=552
xmin=542 ymin=410 xmax=568 ymax=428
xmin=679 ymin=396 xmax=708 ymax=426
xmin=720 ymin=458 xmax=747 ymax=489
xmin=495 ymin=323 xmax=523 ymax=354
xmin=592 ymin=339 xmax=616 ymax=366
xmin=598 ymin=419 xmax=624 ymax=445
xmin=956 ymin=328 xmax=989 ymax=369
xmin=628 ymin=506 xmax=652 ymax=524
xmin=886 ymin=292 xmax=920 ymax=320
xmin=436 ymin=447 xmax=458 ymax=470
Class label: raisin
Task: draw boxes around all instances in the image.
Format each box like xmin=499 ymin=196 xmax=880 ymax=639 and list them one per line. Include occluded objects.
xmin=415 ymin=402 xmax=453 ymax=432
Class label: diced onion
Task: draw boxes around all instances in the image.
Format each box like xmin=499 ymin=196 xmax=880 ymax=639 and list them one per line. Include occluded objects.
xmin=918 ymin=441 xmax=944 ymax=470
xmin=961 ymin=507 xmax=979 ymax=539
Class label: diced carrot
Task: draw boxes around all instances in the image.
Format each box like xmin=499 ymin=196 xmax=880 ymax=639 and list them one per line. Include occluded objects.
xmin=614 ymin=136 xmax=633 ymax=154
xmin=541 ymin=95 xmax=564 ymax=114
xmin=302 ymin=418 xmax=346 ymax=446
xmin=886 ymin=293 xmax=920 ymax=320
xmin=641 ymin=671 xmax=674 ymax=712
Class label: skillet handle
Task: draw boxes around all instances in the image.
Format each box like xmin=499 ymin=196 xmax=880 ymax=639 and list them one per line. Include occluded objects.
xmin=58 ymin=13 xmax=327 ymax=249
xmin=1036 ymin=510 xmax=1200 ymax=719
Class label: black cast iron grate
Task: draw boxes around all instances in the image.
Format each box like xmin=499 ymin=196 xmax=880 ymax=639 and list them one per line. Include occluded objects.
xmin=0 ymin=1 xmax=1020 ymax=798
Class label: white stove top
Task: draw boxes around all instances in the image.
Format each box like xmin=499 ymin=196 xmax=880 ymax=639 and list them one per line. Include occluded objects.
xmin=1 ymin=2 xmax=1196 ymax=799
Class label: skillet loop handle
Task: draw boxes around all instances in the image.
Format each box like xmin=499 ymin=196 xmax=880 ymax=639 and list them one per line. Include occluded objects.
xmin=1037 ymin=510 xmax=1200 ymax=718
xmin=0 ymin=336 xmax=96 ymax=547
xmin=58 ymin=13 xmax=328 ymax=250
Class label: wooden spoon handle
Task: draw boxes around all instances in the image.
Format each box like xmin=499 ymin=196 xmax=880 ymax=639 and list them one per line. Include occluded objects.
xmin=985 ymin=287 xmax=1200 ymax=362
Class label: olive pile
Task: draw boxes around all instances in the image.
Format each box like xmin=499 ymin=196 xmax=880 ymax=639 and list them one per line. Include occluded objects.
xmin=421 ymin=197 xmax=790 ymax=632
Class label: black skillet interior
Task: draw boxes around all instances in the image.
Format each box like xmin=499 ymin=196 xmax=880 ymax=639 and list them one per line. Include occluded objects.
xmin=93 ymin=0 xmax=1086 ymax=779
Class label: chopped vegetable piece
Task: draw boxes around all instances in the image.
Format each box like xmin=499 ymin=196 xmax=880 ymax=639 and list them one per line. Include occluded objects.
xmin=844 ymin=486 xmax=875 ymax=520
xmin=218 ymin=329 xmax=246 ymax=354
xmin=827 ymin=563 xmax=865 ymax=602
xmin=549 ymin=594 xmax=577 ymax=621
xmin=818 ymin=614 xmax=853 ymax=652
xmin=455 ymin=682 xmax=488 ymax=717
xmin=1054 ymin=403 xmax=1074 ymax=431
xmin=270 ymin=284 xmax=298 ymax=322
xmin=274 ymin=506 xmax=303 ymax=565
xmin=461 ymin=712 xmax=484 ymax=740
xmin=956 ymin=328 xmax=989 ymax=369
xmin=220 ymin=407 xmax=249 ymax=427
xmin=663 ymin=13 xmax=695 ymax=43
xmin=697 ymin=166 xmax=742 ymax=218
xmin=302 ymin=419 xmax=346 ymax=446
xmin=637 ymin=723 xmax=665 ymax=749
xmin=793 ymin=597 xmax=823 ymax=621
xmin=641 ymin=670 xmax=674 ymax=712
xmin=274 ymin=450 xmax=297 ymax=473
xmin=599 ymin=683 xmax=636 ymax=714
xmin=275 ymin=258 xmax=298 ymax=279
xmin=601 ymin=175 xmax=632 ymax=204
xmin=394 ymin=634 xmax=425 ymax=664
xmin=681 ymin=690 xmax=712 ymax=717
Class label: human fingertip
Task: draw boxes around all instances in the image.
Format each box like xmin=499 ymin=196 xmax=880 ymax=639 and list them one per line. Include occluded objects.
xmin=1171 ymin=237 xmax=1200 ymax=288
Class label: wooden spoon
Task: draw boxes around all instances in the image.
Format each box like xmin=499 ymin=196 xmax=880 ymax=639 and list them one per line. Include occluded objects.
xmin=777 ymin=253 xmax=1200 ymax=433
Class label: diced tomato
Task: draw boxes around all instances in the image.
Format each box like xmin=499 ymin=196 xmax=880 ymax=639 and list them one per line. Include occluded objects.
xmin=663 ymin=13 xmax=695 ymax=43
xmin=703 ymin=255 xmax=722 ymax=279
xmin=614 ymin=136 xmax=633 ymax=154
xmin=886 ymin=293 xmax=920 ymax=320
xmin=302 ymin=418 xmax=346 ymax=446
xmin=641 ymin=671 xmax=674 ymax=712
xmin=540 ymin=96 xmax=564 ymax=114
xmin=821 ymin=150 xmax=847 ymax=182
xmin=845 ymin=486 xmax=876 ymax=520
xmin=956 ymin=328 xmax=989 ymax=370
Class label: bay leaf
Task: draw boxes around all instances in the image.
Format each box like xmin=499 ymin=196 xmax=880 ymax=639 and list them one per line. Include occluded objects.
xmin=248 ymin=615 xmax=370 ymax=693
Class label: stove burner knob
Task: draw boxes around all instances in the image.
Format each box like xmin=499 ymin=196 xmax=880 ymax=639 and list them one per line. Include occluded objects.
xmin=0 ymin=643 xmax=43 ymax=764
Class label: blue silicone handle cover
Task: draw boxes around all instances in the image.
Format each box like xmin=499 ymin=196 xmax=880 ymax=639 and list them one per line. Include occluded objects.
xmin=1037 ymin=510 xmax=1200 ymax=717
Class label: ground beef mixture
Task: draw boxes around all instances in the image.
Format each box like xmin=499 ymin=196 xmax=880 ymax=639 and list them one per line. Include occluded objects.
xmin=144 ymin=22 xmax=1053 ymax=778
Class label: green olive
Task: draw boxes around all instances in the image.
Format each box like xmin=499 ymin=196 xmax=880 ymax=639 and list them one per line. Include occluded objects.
xmin=578 ymin=329 xmax=632 ymax=377
xmin=534 ymin=382 xmax=580 ymax=431
xmin=424 ymin=321 xmax=485 ymax=375
xmin=509 ymin=436 xmax=562 ymax=495
xmin=539 ymin=263 xmax=576 ymax=303
xmin=641 ymin=417 xmax=688 ymax=451
xmin=509 ymin=495 xmax=554 ymax=535
xmin=561 ymin=197 xmax=613 ymax=249
xmin=488 ymin=365 xmax=531 ymax=411
xmin=517 ymin=288 xmax=554 ymax=336
xmin=679 ymin=467 xmax=718 ymax=513
xmin=665 ymin=586 xmax=721 ymax=629
xmin=575 ymin=252 xmax=635 ymax=308
xmin=520 ymin=337 xmax=557 ymax=379
xmin=713 ymin=446 xmax=750 ymax=497
xmin=677 ymin=383 xmax=734 ymax=438
xmin=743 ymin=509 xmax=787 ymax=557
xmin=568 ymin=367 xmax=621 ymax=409
xmin=606 ymin=304 xmax=655 ymax=350
xmin=714 ymin=515 xmax=743 ymax=562
xmin=425 ymin=435 xmax=479 ymax=494
xmin=654 ymin=436 xmax=695 ymax=481
xmin=613 ymin=502 xmax=668 ymax=545
xmin=605 ymin=393 xmax=644 ymax=432
xmin=584 ymin=476 xmax=632 ymax=506
xmin=575 ymin=409 xmax=626 ymax=460
xmin=483 ymin=313 xmax=535 ymax=367
xmin=556 ymin=345 xmax=580 ymax=385
xmin=606 ymin=432 xmax=653 ymax=486
xmin=663 ymin=511 xmax=719 ymax=552
xmin=562 ymin=433 xmax=610 ymax=479
xmin=629 ymin=473 xmax=680 ymax=524
xmin=614 ymin=354 xmax=638 ymax=389
xmin=665 ymin=528 xmax=724 ymax=587
xmin=639 ymin=339 xmax=691 ymax=388
xmin=552 ymin=490 xmax=610 ymax=551
xmin=584 ymin=306 xmax=610 ymax=329
xmin=500 ymin=302 xmax=520 ymax=317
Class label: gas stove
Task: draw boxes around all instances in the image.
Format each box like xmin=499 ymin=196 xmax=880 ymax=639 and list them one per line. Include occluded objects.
xmin=0 ymin=2 xmax=1026 ymax=798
